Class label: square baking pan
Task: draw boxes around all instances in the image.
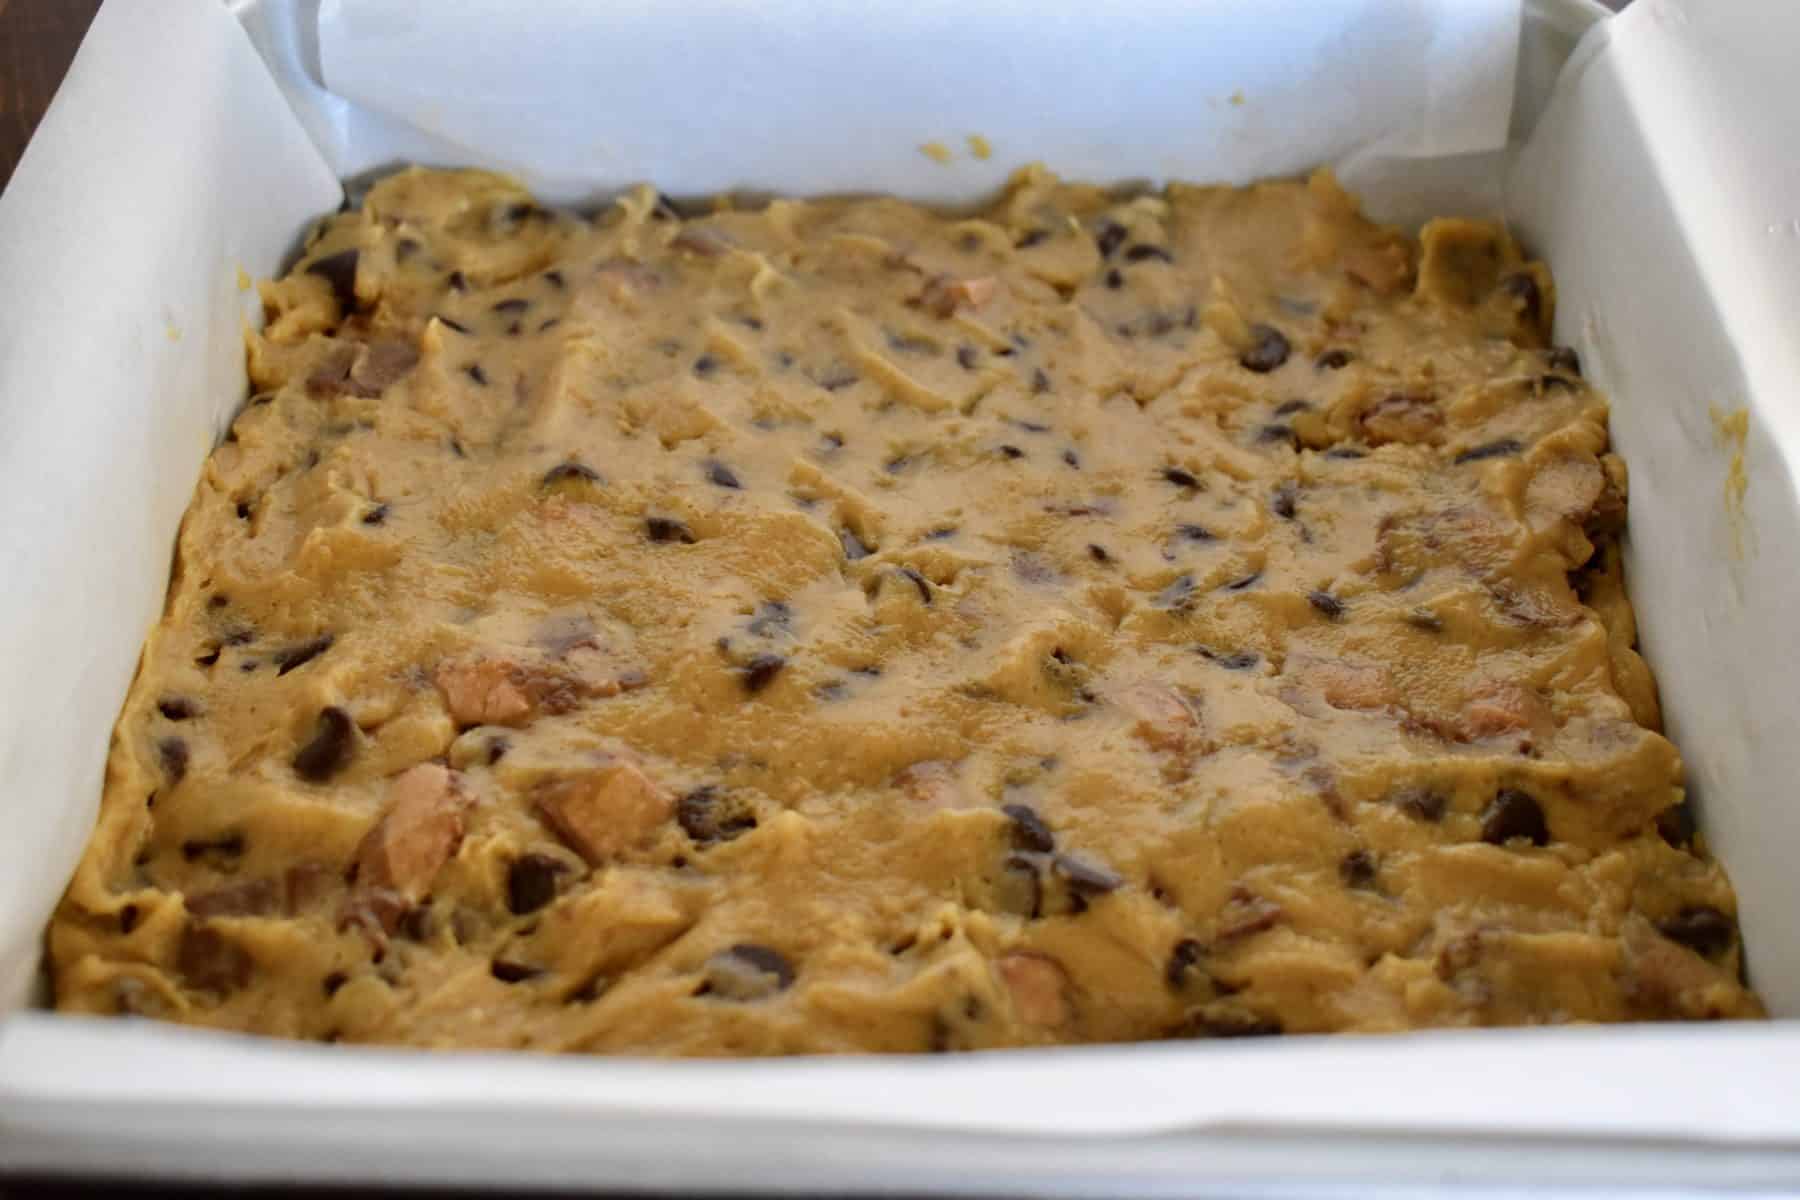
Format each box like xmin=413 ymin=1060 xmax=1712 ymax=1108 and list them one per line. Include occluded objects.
xmin=2 ymin=0 xmax=1798 ymax=1192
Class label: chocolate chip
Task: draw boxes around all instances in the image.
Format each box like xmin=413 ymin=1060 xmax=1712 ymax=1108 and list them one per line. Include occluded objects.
xmin=507 ymin=854 xmax=569 ymax=916
xmin=1257 ymin=423 xmax=1296 ymax=446
xmin=293 ymin=707 xmax=355 ymax=782
xmin=448 ymin=438 xmax=466 ymax=458
xmin=841 ymin=528 xmax=872 ymax=560
xmin=1323 ymin=446 xmax=1366 ymax=460
xmin=1455 ymin=438 xmax=1524 ymax=465
xmin=322 ymin=971 xmax=348 ymax=997
xmin=486 ymin=735 xmax=509 ymax=764
xmin=195 ymin=648 xmax=221 ymax=668
xmin=1055 ymin=853 xmax=1123 ymax=895
xmin=1308 ymin=590 xmax=1344 ymax=619
xmin=1395 ymin=787 xmax=1447 ymax=823
xmin=1124 ymin=244 xmax=1174 ymax=263
xmin=1274 ymin=399 xmax=1310 ymax=416
xmin=1339 ymin=850 xmax=1377 ymax=889
xmin=1061 ymin=447 xmax=1080 ymax=468
xmin=1032 ymin=369 xmax=1052 ymax=395
xmin=491 ymin=298 xmax=531 ymax=315
xmin=741 ymin=654 xmax=786 ymax=693
xmin=705 ymin=944 xmax=794 ymax=998
xmin=1270 ymin=484 xmax=1299 ymax=520
xmin=1316 ymin=349 xmax=1354 ymax=371
xmin=543 ymin=270 xmax=565 ymax=290
xmin=1165 ymin=938 xmax=1205 ymax=989
xmin=1016 ymin=230 xmax=1050 ymax=249
xmin=1657 ymin=906 xmax=1735 ymax=959
xmin=1103 ymin=268 xmax=1124 ymax=290
xmin=885 ymin=453 xmax=913 ymax=474
xmin=704 ymin=460 xmax=742 ymax=489
xmin=1154 ymin=574 xmax=1195 ymax=610
xmin=394 ymin=238 xmax=420 ymax=262
xmin=1002 ymin=803 xmax=1055 ymax=853
xmin=1094 ymin=221 xmax=1127 ymax=258
xmin=157 ymin=737 xmax=189 ymax=784
xmin=999 ymin=444 xmax=1025 ymax=460
xmin=448 ymin=270 xmax=468 ymax=292
xmin=899 ymin=566 xmax=932 ymax=604
xmin=1087 ymin=544 xmax=1111 ymax=563
xmin=1656 ymin=802 xmax=1696 ymax=848
xmin=305 ymin=249 xmax=359 ymax=310
xmin=438 ymin=316 xmax=471 ymax=334
xmin=542 ymin=461 xmax=601 ymax=488
xmin=1501 ymin=272 xmax=1541 ymax=326
xmin=235 ymin=500 xmax=252 ymax=520
xmin=646 ymin=516 xmax=697 ymax=544
xmin=818 ymin=367 xmax=859 ymax=391
xmin=158 ymin=698 xmax=196 ymax=721
xmin=678 ymin=785 xmax=758 ymax=845
xmin=1224 ymin=571 xmax=1262 ymax=592
xmin=464 ymin=363 xmax=489 ymax=386
xmin=274 ymin=634 xmax=335 ymax=676
xmin=181 ymin=832 xmax=244 ymax=863
xmin=693 ymin=354 xmax=720 ymax=378
xmin=956 ymin=346 xmax=980 ymax=370
xmin=1011 ymin=418 xmax=1051 ymax=433
xmin=1481 ymin=787 xmax=1549 ymax=846
xmin=1546 ymin=346 xmax=1582 ymax=376
xmin=1162 ymin=466 xmax=1200 ymax=489
xmin=1199 ymin=648 xmax=1259 ymax=670
xmin=490 ymin=960 xmax=544 ymax=984
xmin=1239 ymin=324 xmax=1291 ymax=373
xmin=361 ymin=503 xmax=390 ymax=526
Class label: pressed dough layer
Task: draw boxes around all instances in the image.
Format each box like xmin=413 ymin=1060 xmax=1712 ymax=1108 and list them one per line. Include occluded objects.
xmin=49 ymin=167 xmax=1761 ymax=1052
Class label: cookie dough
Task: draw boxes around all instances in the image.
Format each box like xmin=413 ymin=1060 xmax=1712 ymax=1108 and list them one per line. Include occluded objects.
xmin=48 ymin=166 xmax=1762 ymax=1052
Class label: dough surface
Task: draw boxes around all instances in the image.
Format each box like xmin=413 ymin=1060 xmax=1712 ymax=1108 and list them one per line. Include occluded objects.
xmin=48 ymin=167 xmax=1762 ymax=1052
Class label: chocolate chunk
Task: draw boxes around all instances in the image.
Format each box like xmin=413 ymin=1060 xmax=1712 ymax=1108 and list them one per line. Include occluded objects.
xmin=998 ymin=444 xmax=1025 ymax=460
xmin=1501 ymin=272 xmax=1541 ymax=326
xmin=817 ymin=367 xmax=859 ymax=391
xmin=1257 ymin=423 xmax=1296 ymax=446
xmin=1154 ymin=574 xmax=1195 ymax=610
xmin=1103 ymin=268 xmax=1124 ymax=290
xmin=1162 ymin=466 xmax=1200 ymax=489
xmin=1016 ymin=230 xmax=1050 ymax=249
xmin=1165 ymin=938 xmax=1205 ymax=989
xmin=235 ymin=500 xmax=252 ymax=520
xmin=490 ymin=960 xmax=544 ymax=984
xmin=996 ymin=854 xmax=1043 ymax=919
xmin=293 ymin=706 xmax=355 ymax=782
xmin=1239 ymin=324 xmax=1291 ymax=373
xmin=322 ymin=971 xmax=348 ymax=997
xmin=705 ymin=460 xmax=742 ymax=489
xmin=1657 ymin=906 xmax=1735 ymax=959
xmin=1395 ymin=787 xmax=1447 ymax=823
xmin=1061 ymin=447 xmax=1080 ymax=468
xmin=1316 ymin=349 xmax=1354 ymax=370
xmin=1094 ymin=221 xmax=1128 ymax=258
xmin=491 ymin=298 xmax=531 ymax=315
xmin=746 ymin=601 xmax=791 ymax=637
xmin=841 ymin=528 xmax=872 ymax=560
xmin=1481 ymin=787 xmax=1549 ymax=846
xmin=438 ymin=316 xmax=471 ymax=334
xmin=1224 ymin=571 xmax=1262 ymax=591
xmin=1339 ymin=850 xmax=1377 ymax=889
xmin=1540 ymin=374 xmax=1579 ymax=393
xmin=693 ymin=353 xmax=720 ymax=378
xmin=394 ymin=238 xmax=420 ymax=262
xmin=306 ymin=249 xmax=359 ymax=310
xmin=645 ymin=516 xmax=697 ymax=544
xmin=1055 ymin=853 xmax=1123 ymax=895
xmin=1546 ymin=346 xmax=1582 ymax=376
xmin=543 ymin=270 xmax=565 ymax=290
xmin=1002 ymin=803 xmax=1055 ymax=853
xmin=274 ymin=633 xmax=335 ymax=676
xmin=1656 ymin=802 xmax=1696 ymax=848
xmin=157 ymin=698 xmax=196 ymax=722
xmin=741 ymin=654 xmax=786 ymax=693
xmin=1406 ymin=607 xmax=1445 ymax=632
xmin=1455 ymin=438 xmax=1524 ymax=465
xmin=448 ymin=438 xmax=466 ymax=458
xmin=652 ymin=192 xmax=687 ymax=221
xmin=448 ymin=270 xmax=468 ymax=292
xmin=1323 ymin=446 xmax=1366 ymax=460
xmin=361 ymin=503 xmax=390 ymax=526
xmin=1273 ymin=399 xmax=1310 ymax=416
xmin=1124 ymin=244 xmax=1174 ymax=263
xmin=956 ymin=346 xmax=980 ymax=371
xmin=1200 ymin=648 xmax=1259 ymax=670
xmin=924 ymin=526 xmax=958 ymax=542
xmin=157 ymin=737 xmax=189 ymax=784
xmin=1271 ymin=484 xmax=1298 ymax=520
xmin=506 ymin=854 xmax=570 ymax=916
xmin=464 ymin=363 xmax=489 ymax=386
xmin=1032 ymin=368 xmax=1052 ymax=395
xmin=177 ymin=924 xmax=252 ymax=994
xmin=1087 ymin=543 xmax=1111 ymax=564
xmin=1176 ymin=523 xmax=1216 ymax=542
xmin=542 ymin=461 xmax=601 ymax=488
xmin=899 ymin=566 xmax=933 ymax=604
xmin=678 ymin=785 xmax=758 ymax=845
xmin=1308 ymin=590 xmax=1344 ymax=619
xmin=195 ymin=648 xmax=222 ymax=668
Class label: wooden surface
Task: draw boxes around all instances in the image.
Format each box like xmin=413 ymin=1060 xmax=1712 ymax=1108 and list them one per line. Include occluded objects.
xmin=0 ymin=0 xmax=103 ymax=192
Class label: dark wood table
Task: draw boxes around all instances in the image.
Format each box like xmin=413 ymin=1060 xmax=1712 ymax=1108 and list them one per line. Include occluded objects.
xmin=0 ymin=0 xmax=102 ymax=191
